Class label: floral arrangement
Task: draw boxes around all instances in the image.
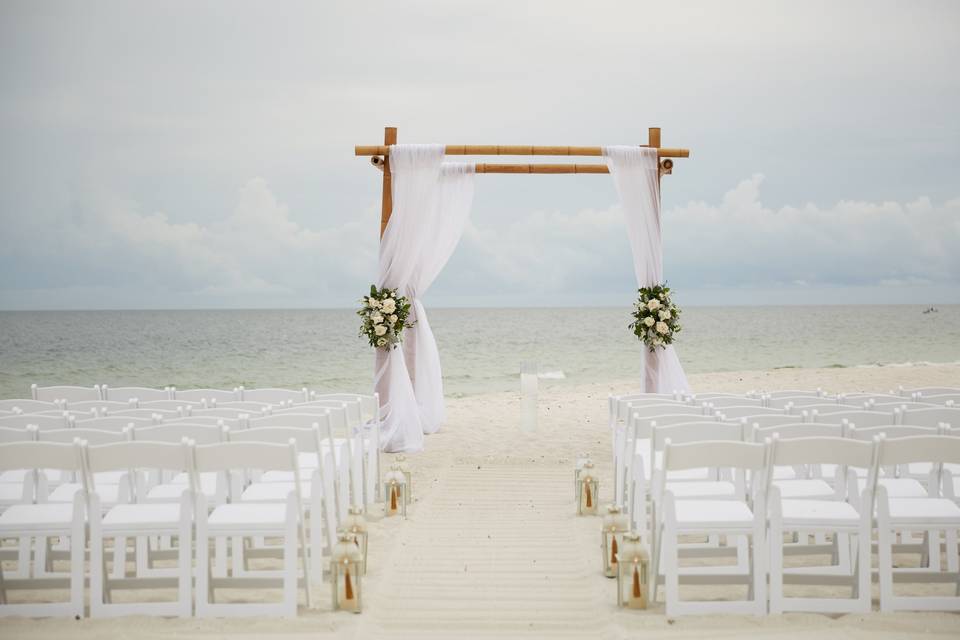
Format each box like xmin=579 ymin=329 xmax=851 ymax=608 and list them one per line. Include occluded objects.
xmin=358 ymin=285 xmax=413 ymax=349
xmin=629 ymin=284 xmax=682 ymax=352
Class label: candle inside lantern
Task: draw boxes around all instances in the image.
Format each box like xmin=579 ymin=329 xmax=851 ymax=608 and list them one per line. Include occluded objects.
xmin=616 ymin=532 xmax=649 ymax=610
xmin=577 ymin=461 xmax=599 ymax=515
xmin=338 ymin=558 xmax=358 ymax=611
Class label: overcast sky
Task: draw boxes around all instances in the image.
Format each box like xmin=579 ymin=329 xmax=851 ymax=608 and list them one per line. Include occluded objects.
xmin=1 ymin=1 xmax=958 ymax=309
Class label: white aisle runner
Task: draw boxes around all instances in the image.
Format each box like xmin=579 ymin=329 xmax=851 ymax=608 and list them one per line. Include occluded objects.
xmin=361 ymin=464 xmax=603 ymax=639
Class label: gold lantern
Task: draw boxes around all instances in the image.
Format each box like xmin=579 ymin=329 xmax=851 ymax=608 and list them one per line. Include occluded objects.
xmin=395 ymin=454 xmax=412 ymax=503
xmin=601 ymin=504 xmax=629 ymax=577
xmin=573 ymin=452 xmax=592 ymax=501
xmin=383 ymin=463 xmax=407 ymax=518
xmin=331 ymin=532 xmax=364 ymax=613
xmin=577 ymin=461 xmax=599 ymax=516
xmin=616 ymin=532 xmax=649 ymax=609
xmin=342 ymin=506 xmax=368 ymax=574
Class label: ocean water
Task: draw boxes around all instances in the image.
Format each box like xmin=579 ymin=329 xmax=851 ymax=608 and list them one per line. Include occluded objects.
xmin=0 ymin=306 xmax=958 ymax=399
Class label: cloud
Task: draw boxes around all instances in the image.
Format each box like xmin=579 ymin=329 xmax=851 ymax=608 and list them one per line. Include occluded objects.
xmin=0 ymin=172 xmax=957 ymax=309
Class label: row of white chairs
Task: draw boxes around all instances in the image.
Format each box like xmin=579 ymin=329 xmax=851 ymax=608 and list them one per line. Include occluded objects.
xmin=0 ymin=428 xmax=379 ymax=618
xmin=648 ymin=434 xmax=960 ymax=616
xmin=24 ymin=384 xmax=316 ymax=405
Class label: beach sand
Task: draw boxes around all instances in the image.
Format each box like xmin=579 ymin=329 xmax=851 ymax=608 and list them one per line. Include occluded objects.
xmin=5 ymin=363 xmax=960 ymax=639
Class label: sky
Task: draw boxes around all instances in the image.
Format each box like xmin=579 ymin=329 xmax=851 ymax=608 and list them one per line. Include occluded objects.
xmin=0 ymin=1 xmax=958 ymax=310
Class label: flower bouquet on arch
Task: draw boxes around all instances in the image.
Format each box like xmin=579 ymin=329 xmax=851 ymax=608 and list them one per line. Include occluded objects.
xmin=629 ymin=284 xmax=682 ymax=352
xmin=358 ymin=285 xmax=413 ymax=350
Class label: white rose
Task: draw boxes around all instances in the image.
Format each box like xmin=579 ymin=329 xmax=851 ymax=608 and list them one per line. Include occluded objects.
xmin=381 ymin=298 xmax=396 ymax=314
xmin=374 ymin=324 xmax=387 ymax=336
xmin=647 ymin=299 xmax=660 ymax=311
xmin=659 ymin=310 xmax=671 ymax=320
xmin=389 ymin=314 xmax=398 ymax=324
xmin=376 ymin=338 xmax=386 ymax=347
xmin=369 ymin=298 xmax=380 ymax=309
xmin=643 ymin=316 xmax=655 ymax=327
xmin=656 ymin=321 xmax=669 ymax=334
xmin=371 ymin=313 xmax=383 ymax=325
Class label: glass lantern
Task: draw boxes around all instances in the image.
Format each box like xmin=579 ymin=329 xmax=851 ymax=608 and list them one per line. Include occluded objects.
xmin=601 ymin=504 xmax=629 ymax=578
xmin=383 ymin=463 xmax=407 ymax=518
xmin=342 ymin=506 xmax=368 ymax=574
xmin=573 ymin=452 xmax=592 ymax=501
xmin=395 ymin=454 xmax=412 ymax=504
xmin=577 ymin=461 xmax=599 ymax=516
xmin=616 ymin=532 xmax=649 ymax=609
xmin=331 ymin=532 xmax=364 ymax=613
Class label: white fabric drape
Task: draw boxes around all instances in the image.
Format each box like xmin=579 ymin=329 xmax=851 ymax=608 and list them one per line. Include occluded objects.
xmin=604 ymin=146 xmax=690 ymax=394
xmin=375 ymin=144 xmax=475 ymax=452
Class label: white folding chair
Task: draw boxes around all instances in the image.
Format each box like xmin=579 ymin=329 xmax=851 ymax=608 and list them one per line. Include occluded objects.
xmin=170 ymin=387 xmax=241 ymax=404
xmin=766 ymin=435 xmax=877 ymax=614
xmin=140 ymin=400 xmax=203 ymax=412
xmin=813 ymin=409 xmax=895 ymax=428
xmin=193 ymin=440 xmax=310 ymax=617
xmin=0 ymin=413 xmax=71 ymax=431
xmin=875 ymin=434 xmax=960 ymax=612
xmin=899 ymin=407 xmax=960 ymax=429
xmin=82 ymin=440 xmax=193 ymax=617
xmin=0 ymin=442 xmax=86 ymax=618
xmin=716 ymin=406 xmax=785 ymax=420
xmin=651 ymin=439 xmax=768 ymax=616
xmin=0 ymin=399 xmax=62 ymax=413
xmin=242 ymin=387 xmax=309 ymax=404
xmin=74 ymin=415 xmax=154 ymax=432
xmin=231 ymin=426 xmax=337 ymax=586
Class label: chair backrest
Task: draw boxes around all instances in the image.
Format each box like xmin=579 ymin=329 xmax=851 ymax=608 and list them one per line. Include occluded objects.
xmin=703 ymin=397 xmax=762 ymax=409
xmin=769 ymin=435 xmax=875 ymax=469
xmin=900 ymin=407 xmax=960 ymax=428
xmin=309 ymin=393 xmax=379 ymax=420
xmin=0 ymin=413 xmax=70 ymax=430
xmin=32 ymin=384 xmax=101 ymax=403
xmin=662 ymin=439 xmax=766 ymax=473
xmin=170 ymin=387 xmax=241 ymax=403
xmin=101 ymin=385 xmax=171 ymax=402
xmin=0 ymin=441 xmax=81 ymax=472
xmin=651 ymin=421 xmax=743 ymax=450
xmin=242 ymin=387 xmax=308 ymax=404
xmin=85 ymin=440 xmax=189 ymax=474
xmin=186 ymin=408 xmax=250 ymax=420
xmin=690 ymin=392 xmax=747 ymax=400
xmin=848 ymin=424 xmax=937 ymax=440
xmin=0 ymin=399 xmax=61 ymax=413
xmin=213 ymin=401 xmax=273 ymax=412
xmin=764 ymin=390 xmax=825 ymax=399
xmin=813 ymin=410 xmax=894 ymax=427
xmin=768 ymin=396 xmax=835 ymax=409
xmin=248 ymin=413 xmax=329 ymax=431
xmin=789 ymin=403 xmax=848 ymax=415
xmin=906 ymin=387 xmax=960 ymax=398
xmin=630 ymin=403 xmax=704 ymax=421
xmin=0 ymin=426 xmax=37 ymax=444
xmin=735 ymin=414 xmax=802 ymax=429
xmin=134 ymin=423 xmax=225 ymax=445
xmin=877 ymin=435 xmax=960 ymax=467
xmin=65 ymin=400 xmax=135 ymax=412
xmin=107 ymin=408 xmax=177 ymax=421
xmin=139 ymin=400 xmax=202 ymax=411
xmin=193 ymin=440 xmax=297 ymax=474
xmin=228 ymin=426 xmax=319 ymax=453
xmin=74 ymin=415 xmax=154 ymax=432
xmin=39 ymin=427 xmax=131 ymax=445
xmin=754 ymin=422 xmax=842 ymax=442
xmin=278 ymin=403 xmax=349 ymax=431
xmin=614 ymin=395 xmax=685 ymax=422
xmin=921 ymin=394 xmax=960 ymax=406
xmin=717 ymin=406 xmax=784 ymax=419
xmin=164 ymin=415 xmax=245 ymax=429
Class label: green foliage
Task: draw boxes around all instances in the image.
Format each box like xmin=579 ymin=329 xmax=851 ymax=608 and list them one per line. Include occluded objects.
xmin=628 ymin=283 xmax=683 ymax=352
xmin=357 ymin=285 xmax=415 ymax=350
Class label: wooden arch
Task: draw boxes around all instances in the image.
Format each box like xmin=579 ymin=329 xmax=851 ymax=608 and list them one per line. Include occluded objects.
xmin=355 ymin=126 xmax=690 ymax=238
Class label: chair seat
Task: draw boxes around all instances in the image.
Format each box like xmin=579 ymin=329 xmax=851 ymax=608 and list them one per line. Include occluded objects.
xmin=169 ymin=471 xmax=217 ymax=485
xmin=665 ymin=480 xmax=736 ymax=498
xmin=49 ymin=482 xmax=121 ymax=505
xmin=885 ymin=497 xmax=960 ymax=524
xmin=772 ymin=466 xmax=799 ymax=480
xmin=673 ymin=499 xmax=754 ymax=527
xmin=780 ymin=499 xmax=861 ymax=525
xmin=0 ymin=503 xmax=75 ymax=533
xmin=206 ymin=503 xmax=289 ymax=532
xmin=242 ymin=482 xmax=311 ymax=502
xmin=857 ymin=477 xmax=928 ymax=498
xmin=102 ymin=503 xmax=183 ymax=531
xmin=774 ymin=479 xmax=836 ymax=499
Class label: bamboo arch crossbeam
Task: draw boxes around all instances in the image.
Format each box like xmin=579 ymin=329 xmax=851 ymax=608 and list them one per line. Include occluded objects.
xmin=355 ymin=144 xmax=689 ymax=159
xmin=361 ymin=126 xmax=689 ymax=236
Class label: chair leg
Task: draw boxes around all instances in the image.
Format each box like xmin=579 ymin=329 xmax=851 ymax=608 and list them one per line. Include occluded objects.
xmin=663 ymin=522 xmax=678 ymax=617
xmin=178 ymin=494 xmax=192 ymax=617
xmin=111 ymin=535 xmax=126 ymax=579
xmin=751 ymin=523 xmax=766 ymax=616
xmin=70 ymin=495 xmax=85 ymax=619
xmin=89 ymin=516 xmax=105 ymax=616
xmin=283 ymin=504 xmax=298 ymax=617
xmin=877 ymin=522 xmax=894 ymax=613
xmin=926 ymin=530 xmax=941 ymax=571
xmin=947 ymin=529 xmax=959 ymax=573
xmin=195 ymin=518 xmax=210 ymax=617
xmin=769 ymin=516 xmax=784 ymax=614
xmin=213 ymin=536 xmax=227 ymax=578
xmin=856 ymin=519 xmax=872 ymax=612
